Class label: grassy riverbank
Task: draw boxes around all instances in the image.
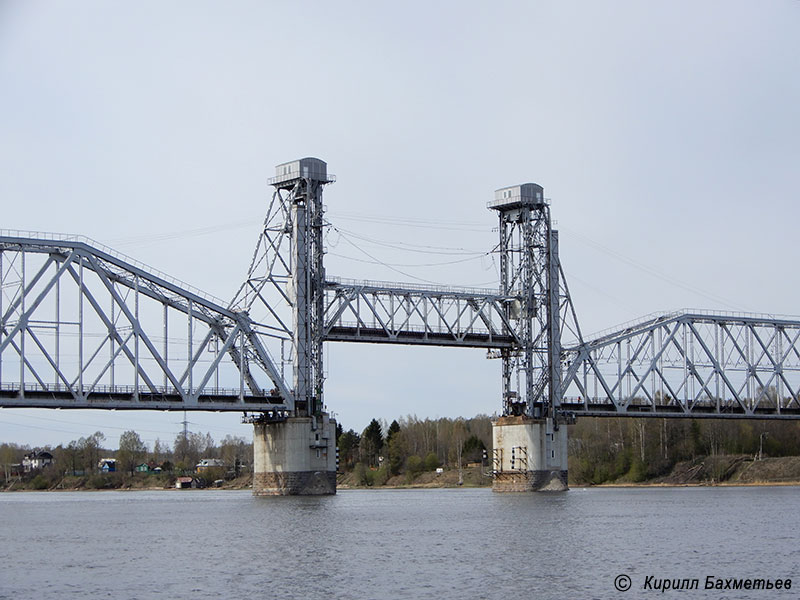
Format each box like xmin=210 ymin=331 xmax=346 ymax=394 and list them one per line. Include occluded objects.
xmin=338 ymin=465 xmax=492 ymax=489
xmin=7 ymin=456 xmax=800 ymax=491
xmin=3 ymin=472 xmax=254 ymax=492
xmin=338 ymin=456 xmax=800 ymax=489
xmin=570 ymin=454 xmax=800 ymax=487
xmin=633 ymin=455 xmax=800 ymax=486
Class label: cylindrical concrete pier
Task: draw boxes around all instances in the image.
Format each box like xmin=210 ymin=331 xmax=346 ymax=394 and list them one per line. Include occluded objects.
xmin=252 ymin=413 xmax=337 ymax=495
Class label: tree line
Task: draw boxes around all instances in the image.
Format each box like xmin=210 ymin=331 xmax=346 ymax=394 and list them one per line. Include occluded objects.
xmin=6 ymin=414 xmax=800 ymax=489
xmin=336 ymin=415 xmax=492 ymax=484
xmin=336 ymin=415 xmax=800 ymax=486
xmin=569 ymin=417 xmax=800 ymax=484
xmin=1 ymin=429 xmax=252 ymax=488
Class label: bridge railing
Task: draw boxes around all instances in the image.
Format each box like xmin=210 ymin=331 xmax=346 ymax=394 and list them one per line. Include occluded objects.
xmin=0 ymin=381 xmax=271 ymax=397
xmin=326 ymin=276 xmax=504 ymax=298
xmin=0 ymin=230 xmax=227 ymax=307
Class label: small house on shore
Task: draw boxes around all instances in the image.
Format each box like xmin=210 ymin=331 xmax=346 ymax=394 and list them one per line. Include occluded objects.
xmin=195 ymin=458 xmax=225 ymax=473
xmin=22 ymin=451 xmax=53 ymax=472
xmin=175 ymin=476 xmax=203 ymax=489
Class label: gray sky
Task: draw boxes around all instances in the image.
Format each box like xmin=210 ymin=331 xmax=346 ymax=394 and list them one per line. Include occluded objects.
xmin=1 ymin=1 xmax=798 ymax=449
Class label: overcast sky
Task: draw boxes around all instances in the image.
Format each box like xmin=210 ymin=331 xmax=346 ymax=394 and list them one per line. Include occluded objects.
xmin=1 ymin=1 xmax=798 ymax=449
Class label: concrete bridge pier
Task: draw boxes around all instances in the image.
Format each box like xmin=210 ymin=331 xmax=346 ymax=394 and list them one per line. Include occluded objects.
xmin=492 ymin=416 xmax=568 ymax=492
xmin=252 ymin=413 xmax=337 ymax=495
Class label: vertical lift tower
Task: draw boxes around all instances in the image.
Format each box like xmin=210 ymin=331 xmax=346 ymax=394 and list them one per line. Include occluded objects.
xmin=489 ymin=184 xmax=569 ymax=491
xmin=249 ymin=158 xmax=337 ymax=495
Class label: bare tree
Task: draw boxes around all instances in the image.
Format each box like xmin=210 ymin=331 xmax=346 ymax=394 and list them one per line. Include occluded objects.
xmin=80 ymin=432 xmax=106 ymax=472
xmin=118 ymin=431 xmax=147 ymax=475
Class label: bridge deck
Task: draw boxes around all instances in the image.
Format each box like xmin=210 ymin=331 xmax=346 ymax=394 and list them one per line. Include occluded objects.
xmin=0 ymin=384 xmax=286 ymax=411
xmin=560 ymin=401 xmax=800 ymax=420
xmin=324 ymin=325 xmax=514 ymax=348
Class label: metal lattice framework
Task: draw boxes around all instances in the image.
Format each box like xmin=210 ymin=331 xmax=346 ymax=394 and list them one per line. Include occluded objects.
xmin=4 ymin=158 xmax=800 ymax=423
xmin=230 ymin=160 xmax=332 ymax=417
xmin=0 ymin=234 xmax=289 ymax=411
xmin=561 ymin=311 xmax=800 ymax=419
xmin=323 ymin=184 xmax=583 ymax=423
xmin=322 ymin=277 xmax=516 ymax=348
xmin=489 ymin=186 xmax=566 ymax=419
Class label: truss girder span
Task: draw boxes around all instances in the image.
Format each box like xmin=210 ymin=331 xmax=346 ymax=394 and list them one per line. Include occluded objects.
xmin=322 ymin=279 xmax=517 ymax=349
xmin=561 ymin=312 xmax=800 ymax=419
xmin=0 ymin=236 xmax=291 ymax=411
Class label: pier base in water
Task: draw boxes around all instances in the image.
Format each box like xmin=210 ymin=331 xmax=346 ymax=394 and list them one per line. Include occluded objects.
xmin=252 ymin=414 xmax=337 ymax=496
xmin=492 ymin=416 xmax=568 ymax=492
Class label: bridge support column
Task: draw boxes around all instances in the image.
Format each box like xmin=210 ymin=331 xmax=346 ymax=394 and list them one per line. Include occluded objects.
xmin=252 ymin=414 xmax=337 ymax=495
xmin=492 ymin=416 xmax=568 ymax=492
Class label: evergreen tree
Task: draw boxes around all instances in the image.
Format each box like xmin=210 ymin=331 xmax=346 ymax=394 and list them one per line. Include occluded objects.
xmin=386 ymin=420 xmax=400 ymax=446
xmin=337 ymin=430 xmax=360 ymax=469
xmin=388 ymin=430 xmax=407 ymax=475
xmin=361 ymin=419 xmax=384 ymax=467
xmin=462 ymin=434 xmax=486 ymax=464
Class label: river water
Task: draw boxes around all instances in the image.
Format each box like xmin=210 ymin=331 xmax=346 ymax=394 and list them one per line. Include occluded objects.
xmin=1 ymin=486 xmax=798 ymax=599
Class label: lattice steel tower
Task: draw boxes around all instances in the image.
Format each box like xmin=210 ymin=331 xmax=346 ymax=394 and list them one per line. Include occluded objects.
xmin=231 ymin=158 xmax=333 ymax=417
xmin=489 ymin=183 xmax=562 ymax=419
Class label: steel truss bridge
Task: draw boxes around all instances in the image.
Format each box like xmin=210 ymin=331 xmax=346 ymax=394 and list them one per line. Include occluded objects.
xmin=2 ymin=158 xmax=800 ymax=422
xmin=562 ymin=311 xmax=800 ymax=419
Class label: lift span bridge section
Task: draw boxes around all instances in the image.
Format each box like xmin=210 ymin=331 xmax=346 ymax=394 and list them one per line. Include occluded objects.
xmin=561 ymin=310 xmax=800 ymax=420
xmin=322 ymin=277 xmax=517 ymax=349
xmin=0 ymin=234 xmax=291 ymax=412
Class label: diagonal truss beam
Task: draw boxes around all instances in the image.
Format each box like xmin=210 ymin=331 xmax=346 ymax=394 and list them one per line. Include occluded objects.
xmin=561 ymin=311 xmax=800 ymax=419
xmin=0 ymin=236 xmax=292 ymax=411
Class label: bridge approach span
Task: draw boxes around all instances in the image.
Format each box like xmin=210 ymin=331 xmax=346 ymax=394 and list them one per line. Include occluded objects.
xmin=0 ymin=234 xmax=291 ymax=412
xmin=561 ymin=310 xmax=800 ymax=420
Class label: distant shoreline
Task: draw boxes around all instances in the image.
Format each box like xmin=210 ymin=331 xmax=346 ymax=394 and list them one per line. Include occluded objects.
xmin=5 ymin=479 xmax=800 ymax=493
xmin=589 ymin=480 xmax=800 ymax=488
xmin=7 ymin=455 xmax=800 ymax=492
xmin=338 ymin=480 xmax=800 ymax=491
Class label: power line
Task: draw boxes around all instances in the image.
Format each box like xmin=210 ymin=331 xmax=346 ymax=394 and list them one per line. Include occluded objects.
xmin=328 ymin=226 xmax=447 ymax=284
xmin=103 ymin=209 xmax=490 ymax=254
xmin=328 ymin=211 xmax=487 ymax=232
xmin=327 ymin=224 xmax=499 ymax=283
xmin=328 ymin=225 xmax=487 ymax=256
xmin=105 ymin=217 xmax=260 ymax=248
xmin=0 ymin=411 xmax=176 ymax=436
xmin=0 ymin=410 xmax=250 ymax=441
xmin=561 ymin=227 xmax=753 ymax=312
xmin=562 ymin=269 xmax=641 ymax=314
xmin=328 ymin=251 xmax=489 ymax=269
